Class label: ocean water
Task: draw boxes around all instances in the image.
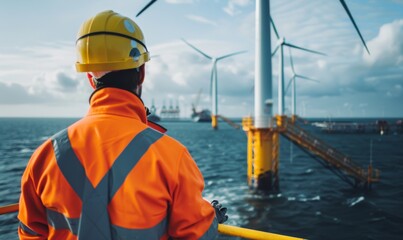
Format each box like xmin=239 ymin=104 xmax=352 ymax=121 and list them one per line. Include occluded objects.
xmin=0 ymin=117 xmax=402 ymax=240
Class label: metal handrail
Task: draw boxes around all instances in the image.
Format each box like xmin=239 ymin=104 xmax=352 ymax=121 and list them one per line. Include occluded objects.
xmin=283 ymin=117 xmax=380 ymax=182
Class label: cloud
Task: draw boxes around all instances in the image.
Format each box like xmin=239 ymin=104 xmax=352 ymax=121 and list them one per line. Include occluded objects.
xmin=54 ymin=72 xmax=80 ymax=92
xmin=186 ymin=14 xmax=217 ymax=26
xmin=142 ymin=39 xmax=253 ymax=117
xmin=223 ymin=0 xmax=252 ymax=16
xmin=363 ymin=19 xmax=403 ymax=66
xmin=0 ymin=81 xmax=51 ymax=104
xmin=0 ymin=70 xmax=88 ymax=106
xmin=0 ymin=41 xmax=93 ymax=107
xmin=165 ymin=0 xmax=194 ymax=4
xmin=0 ymin=42 xmax=75 ymax=84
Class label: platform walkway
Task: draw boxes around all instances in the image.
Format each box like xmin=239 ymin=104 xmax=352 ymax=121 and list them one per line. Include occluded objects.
xmin=279 ymin=117 xmax=380 ymax=187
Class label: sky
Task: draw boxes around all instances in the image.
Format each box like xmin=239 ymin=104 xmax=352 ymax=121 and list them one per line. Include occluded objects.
xmin=0 ymin=0 xmax=402 ymax=118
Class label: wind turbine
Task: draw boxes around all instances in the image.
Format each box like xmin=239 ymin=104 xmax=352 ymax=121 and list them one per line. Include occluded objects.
xmin=339 ymin=0 xmax=370 ymax=54
xmin=285 ymin=48 xmax=319 ymax=118
xmin=270 ymin=17 xmax=325 ymax=117
xmin=181 ymin=38 xmax=246 ymax=129
xmin=136 ymin=0 xmax=158 ymax=17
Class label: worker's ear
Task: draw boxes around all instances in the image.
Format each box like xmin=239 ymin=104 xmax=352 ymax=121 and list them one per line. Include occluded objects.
xmin=138 ymin=64 xmax=145 ymax=85
xmin=87 ymin=73 xmax=96 ymax=89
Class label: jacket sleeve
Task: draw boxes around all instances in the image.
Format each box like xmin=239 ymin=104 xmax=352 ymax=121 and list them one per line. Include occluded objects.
xmin=168 ymin=149 xmax=218 ymax=239
xmin=18 ymin=147 xmax=49 ymax=239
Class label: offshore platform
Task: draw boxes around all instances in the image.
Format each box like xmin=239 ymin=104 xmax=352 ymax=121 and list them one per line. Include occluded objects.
xmin=242 ymin=116 xmax=380 ymax=190
xmin=241 ymin=0 xmax=380 ymax=192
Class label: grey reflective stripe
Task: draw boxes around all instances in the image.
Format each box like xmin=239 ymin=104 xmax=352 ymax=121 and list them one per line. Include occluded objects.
xmin=47 ymin=208 xmax=78 ymax=235
xmin=199 ymin=217 xmax=219 ymax=240
xmin=52 ymin=128 xmax=92 ymax=200
xmin=106 ymin=128 xmax=164 ymax=201
xmin=111 ymin=216 xmax=168 ymax=240
xmin=52 ymin=129 xmax=112 ymax=239
xmin=19 ymin=222 xmax=41 ymax=236
xmin=51 ymin=127 xmax=163 ymax=239
xmin=47 ymin=208 xmax=168 ymax=240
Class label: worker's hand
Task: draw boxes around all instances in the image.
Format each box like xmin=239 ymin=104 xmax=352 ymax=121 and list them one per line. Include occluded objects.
xmin=211 ymin=200 xmax=228 ymax=223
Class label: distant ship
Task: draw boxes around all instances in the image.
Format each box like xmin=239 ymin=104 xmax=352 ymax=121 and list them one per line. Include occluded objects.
xmin=148 ymin=99 xmax=161 ymax=122
xmin=191 ymin=108 xmax=211 ymax=122
xmin=190 ymin=89 xmax=211 ymax=122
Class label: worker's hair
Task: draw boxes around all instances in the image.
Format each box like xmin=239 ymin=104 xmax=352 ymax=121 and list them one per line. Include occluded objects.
xmin=93 ymin=68 xmax=141 ymax=92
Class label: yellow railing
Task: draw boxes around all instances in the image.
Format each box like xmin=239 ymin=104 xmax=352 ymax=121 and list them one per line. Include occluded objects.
xmin=218 ymin=224 xmax=304 ymax=240
xmin=1 ymin=203 xmax=304 ymax=239
xmin=0 ymin=203 xmax=18 ymax=215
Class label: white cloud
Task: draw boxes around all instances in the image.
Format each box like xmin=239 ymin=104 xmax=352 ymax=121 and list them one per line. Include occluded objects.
xmin=363 ymin=19 xmax=403 ymax=66
xmin=223 ymin=0 xmax=252 ymax=16
xmin=0 ymin=81 xmax=49 ymax=104
xmin=0 ymin=41 xmax=91 ymax=110
xmin=0 ymin=42 xmax=75 ymax=85
xmin=186 ymin=14 xmax=217 ymax=26
xmin=142 ymin=39 xmax=253 ymax=117
xmin=165 ymin=0 xmax=193 ymax=4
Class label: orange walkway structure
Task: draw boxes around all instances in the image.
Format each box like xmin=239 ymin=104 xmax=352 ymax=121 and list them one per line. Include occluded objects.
xmin=279 ymin=116 xmax=380 ymax=187
xmin=243 ymin=116 xmax=380 ymax=190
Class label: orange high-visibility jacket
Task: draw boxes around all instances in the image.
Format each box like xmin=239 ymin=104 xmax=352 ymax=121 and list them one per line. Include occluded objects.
xmin=18 ymin=88 xmax=218 ymax=240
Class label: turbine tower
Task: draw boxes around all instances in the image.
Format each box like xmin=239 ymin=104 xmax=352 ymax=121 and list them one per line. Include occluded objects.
xmin=181 ymin=38 xmax=246 ymax=129
xmin=285 ymin=48 xmax=319 ymax=119
xmin=270 ymin=17 xmax=325 ymax=117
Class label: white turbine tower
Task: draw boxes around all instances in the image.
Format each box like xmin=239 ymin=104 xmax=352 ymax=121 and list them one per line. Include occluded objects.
xmin=285 ymin=48 xmax=320 ymax=117
xmin=270 ymin=17 xmax=325 ymax=117
xmin=181 ymin=38 xmax=246 ymax=129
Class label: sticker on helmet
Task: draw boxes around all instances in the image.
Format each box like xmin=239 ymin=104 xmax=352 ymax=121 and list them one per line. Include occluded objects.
xmin=124 ymin=19 xmax=135 ymax=33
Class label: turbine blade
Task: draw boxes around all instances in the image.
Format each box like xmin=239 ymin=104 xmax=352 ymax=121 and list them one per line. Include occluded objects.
xmin=272 ymin=44 xmax=280 ymax=57
xmin=181 ymin=38 xmax=212 ymax=60
xmin=285 ymin=77 xmax=293 ymax=94
xmin=217 ymin=50 xmax=247 ymax=61
xmin=288 ymin=48 xmax=295 ymax=73
xmin=295 ymin=74 xmax=319 ymax=82
xmin=270 ymin=16 xmax=280 ymax=39
xmin=284 ymin=43 xmax=326 ymax=56
xmin=339 ymin=0 xmax=370 ymax=54
xmin=136 ymin=0 xmax=158 ymax=17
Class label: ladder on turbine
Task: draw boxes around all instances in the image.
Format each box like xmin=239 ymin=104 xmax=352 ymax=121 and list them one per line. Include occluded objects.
xmin=278 ymin=116 xmax=380 ymax=187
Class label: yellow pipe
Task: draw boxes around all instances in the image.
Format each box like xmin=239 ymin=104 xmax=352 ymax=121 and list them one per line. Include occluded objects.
xmin=218 ymin=224 xmax=304 ymax=240
xmin=247 ymin=129 xmax=254 ymax=186
xmin=253 ymin=128 xmax=273 ymax=189
xmin=211 ymin=115 xmax=218 ymax=129
xmin=0 ymin=203 xmax=304 ymax=239
xmin=254 ymin=129 xmax=273 ymax=175
xmin=272 ymin=131 xmax=280 ymax=189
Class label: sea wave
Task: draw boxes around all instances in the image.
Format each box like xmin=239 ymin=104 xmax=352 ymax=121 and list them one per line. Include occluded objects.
xmin=347 ymin=196 xmax=365 ymax=207
xmin=288 ymin=195 xmax=321 ymax=202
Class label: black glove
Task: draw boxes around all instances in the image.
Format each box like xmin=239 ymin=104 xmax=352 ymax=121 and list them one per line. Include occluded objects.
xmin=211 ymin=200 xmax=228 ymax=223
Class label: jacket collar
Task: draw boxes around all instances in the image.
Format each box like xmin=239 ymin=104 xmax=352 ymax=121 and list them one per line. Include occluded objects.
xmin=87 ymin=87 xmax=147 ymax=124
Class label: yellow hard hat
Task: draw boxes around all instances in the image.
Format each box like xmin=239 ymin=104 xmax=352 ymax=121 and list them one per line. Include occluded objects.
xmin=75 ymin=10 xmax=150 ymax=72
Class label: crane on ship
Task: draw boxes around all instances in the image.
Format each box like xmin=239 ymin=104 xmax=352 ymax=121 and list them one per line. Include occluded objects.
xmin=191 ymin=88 xmax=212 ymax=122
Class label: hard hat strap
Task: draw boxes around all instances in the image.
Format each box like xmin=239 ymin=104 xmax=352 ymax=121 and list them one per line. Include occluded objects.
xmin=76 ymin=31 xmax=148 ymax=52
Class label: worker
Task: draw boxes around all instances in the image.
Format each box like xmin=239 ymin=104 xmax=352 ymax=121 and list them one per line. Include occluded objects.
xmin=18 ymin=10 xmax=227 ymax=239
